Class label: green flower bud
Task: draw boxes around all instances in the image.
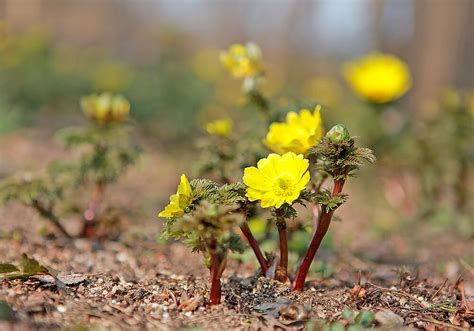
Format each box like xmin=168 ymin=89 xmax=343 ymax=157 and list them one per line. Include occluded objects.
xmin=326 ymin=124 xmax=350 ymax=144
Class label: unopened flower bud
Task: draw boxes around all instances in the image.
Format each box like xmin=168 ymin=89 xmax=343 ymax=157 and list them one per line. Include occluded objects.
xmin=326 ymin=124 xmax=350 ymax=144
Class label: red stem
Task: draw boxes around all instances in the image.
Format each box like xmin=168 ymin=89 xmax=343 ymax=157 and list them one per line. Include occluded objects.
xmin=293 ymin=179 xmax=345 ymax=291
xmin=208 ymin=243 xmax=223 ymax=306
xmin=81 ymin=182 xmax=104 ymax=238
xmin=240 ymin=222 xmax=269 ymax=275
xmin=275 ymin=221 xmax=288 ymax=282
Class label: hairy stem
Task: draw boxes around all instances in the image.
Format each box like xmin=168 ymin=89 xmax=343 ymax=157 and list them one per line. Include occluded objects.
xmin=240 ymin=222 xmax=269 ymax=275
xmin=293 ymin=179 xmax=345 ymax=291
xmin=32 ymin=200 xmax=72 ymax=239
xmin=81 ymin=182 xmax=105 ymax=238
xmin=275 ymin=218 xmax=288 ymax=282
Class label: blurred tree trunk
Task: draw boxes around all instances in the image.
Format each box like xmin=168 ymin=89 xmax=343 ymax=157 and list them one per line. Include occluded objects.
xmin=409 ymin=0 xmax=471 ymax=113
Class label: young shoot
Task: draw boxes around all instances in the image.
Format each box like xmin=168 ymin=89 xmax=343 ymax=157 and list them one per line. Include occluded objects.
xmin=293 ymin=125 xmax=375 ymax=290
xmin=159 ymin=175 xmax=246 ymax=305
xmin=57 ymin=92 xmax=140 ymax=237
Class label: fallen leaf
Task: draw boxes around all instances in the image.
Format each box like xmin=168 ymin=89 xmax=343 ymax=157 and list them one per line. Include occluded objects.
xmin=19 ymin=254 xmax=47 ymax=275
xmin=0 ymin=264 xmax=19 ymax=273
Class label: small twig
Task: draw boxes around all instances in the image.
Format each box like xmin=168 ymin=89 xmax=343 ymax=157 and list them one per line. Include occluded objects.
xmin=167 ymin=289 xmax=178 ymax=306
xmin=429 ymin=278 xmax=448 ymax=302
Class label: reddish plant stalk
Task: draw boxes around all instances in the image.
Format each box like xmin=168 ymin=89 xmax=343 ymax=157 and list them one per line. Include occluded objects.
xmin=208 ymin=242 xmax=223 ymax=306
xmin=275 ymin=221 xmax=288 ymax=282
xmin=293 ymin=178 xmax=346 ymax=291
xmin=240 ymin=222 xmax=269 ymax=275
xmin=81 ymin=182 xmax=105 ymax=238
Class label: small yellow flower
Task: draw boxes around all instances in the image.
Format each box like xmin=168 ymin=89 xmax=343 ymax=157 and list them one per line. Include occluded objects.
xmin=158 ymin=174 xmax=193 ymax=219
xmin=205 ymin=118 xmax=233 ymax=137
xmin=220 ymin=43 xmax=263 ymax=79
xmin=80 ymin=93 xmax=130 ymax=124
xmin=343 ymin=52 xmax=411 ymax=104
xmin=264 ymin=106 xmax=324 ymax=155
xmin=243 ymin=152 xmax=310 ymax=208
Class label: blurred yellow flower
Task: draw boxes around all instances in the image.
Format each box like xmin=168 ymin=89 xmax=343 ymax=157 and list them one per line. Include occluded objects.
xmin=264 ymin=106 xmax=324 ymax=154
xmin=205 ymin=118 xmax=233 ymax=137
xmin=220 ymin=43 xmax=263 ymax=79
xmin=243 ymin=152 xmax=310 ymax=209
xmin=343 ymin=52 xmax=411 ymax=104
xmin=80 ymin=93 xmax=130 ymax=124
xmin=159 ymin=175 xmax=193 ymax=219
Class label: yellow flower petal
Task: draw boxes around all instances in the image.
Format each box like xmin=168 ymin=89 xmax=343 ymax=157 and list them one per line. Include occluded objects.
xmin=264 ymin=107 xmax=324 ymax=155
xmin=80 ymin=92 xmax=130 ymax=124
xmin=243 ymin=152 xmax=310 ymax=209
xmin=158 ymin=174 xmax=193 ymax=219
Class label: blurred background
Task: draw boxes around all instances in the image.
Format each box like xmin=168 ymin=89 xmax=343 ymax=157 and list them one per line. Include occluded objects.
xmin=0 ymin=0 xmax=472 ymax=279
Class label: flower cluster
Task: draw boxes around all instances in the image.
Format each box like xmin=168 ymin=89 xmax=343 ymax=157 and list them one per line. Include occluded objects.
xmin=159 ymin=42 xmax=375 ymax=305
xmin=343 ymin=52 xmax=411 ymax=104
xmin=81 ymin=93 xmax=130 ymax=124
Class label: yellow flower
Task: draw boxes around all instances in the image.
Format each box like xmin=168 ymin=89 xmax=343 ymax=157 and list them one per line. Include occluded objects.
xmin=264 ymin=106 xmax=324 ymax=155
xmin=80 ymin=93 xmax=130 ymax=124
xmin=343 ymin=52 xmax=412 ymax=104
xmin=205 ymin=118 xmax=233 ymax=137
xmin=243 ymin=152 xmax=310 ymax=208
xmin=220 ymin=43 xmax=263 ymax=79
xmin=158 ymin=174 xmax=193 ymax=219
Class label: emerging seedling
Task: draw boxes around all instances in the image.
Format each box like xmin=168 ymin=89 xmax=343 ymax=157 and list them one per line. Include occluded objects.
xmin=293 ymin=125 xmax=375 ymax=290
xmin=56 ymin=93 xmax=140 ymax=237
xmin=159 ymin=175 xmax=246 ymax=305
xmin=0 ymin=171 xmax=71 ymax=238
xmin=0 ymin=93 xmax=140 ymax=239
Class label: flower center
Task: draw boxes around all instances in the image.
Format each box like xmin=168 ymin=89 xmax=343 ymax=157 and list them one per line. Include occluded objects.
xmin=274 ymin=174 xmax=294 ymax=197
